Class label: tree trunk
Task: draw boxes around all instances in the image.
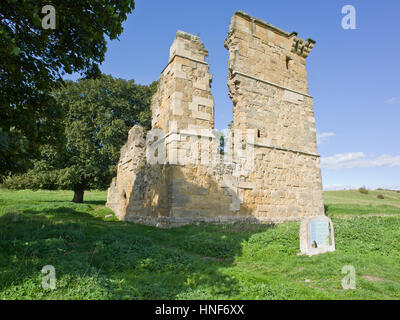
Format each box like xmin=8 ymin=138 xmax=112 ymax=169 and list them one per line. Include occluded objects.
xmin=72 ymin=186 xmax=84 ymax=203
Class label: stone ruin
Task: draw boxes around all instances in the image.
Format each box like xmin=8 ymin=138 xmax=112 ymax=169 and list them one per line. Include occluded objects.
xmin=106 ymin=11 xmax=325 ymax=227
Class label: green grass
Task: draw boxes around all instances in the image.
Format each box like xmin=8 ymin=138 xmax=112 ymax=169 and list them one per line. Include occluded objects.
xmin=324 ymin=189 xmax=400 ymax=216
xmin=0 ymin=189 xmax=399 ymax=299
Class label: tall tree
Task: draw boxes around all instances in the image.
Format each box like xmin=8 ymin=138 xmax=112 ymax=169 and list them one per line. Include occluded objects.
xmin=0 ymin=0 xmax=135 ymax=179
xmin=6 ymin=75 xmax=156 ymax=202
xmin=56 ymin=75 xmax=154 ymax=203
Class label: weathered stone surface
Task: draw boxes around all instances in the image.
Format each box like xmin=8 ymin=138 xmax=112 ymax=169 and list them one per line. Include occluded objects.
xmin=225 ymin=11 xmax=324 ymax=218
xmin=151 ymin=30 xmax=214 ymax=133
xmin=106 ymin=11 xmax=325 ymax=227
xmin=106 ymin=125 xmax=147 ymax=220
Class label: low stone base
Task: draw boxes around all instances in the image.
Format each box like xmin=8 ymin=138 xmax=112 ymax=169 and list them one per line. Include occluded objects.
xmin=123 ymin=214 xmax=303 ymax=228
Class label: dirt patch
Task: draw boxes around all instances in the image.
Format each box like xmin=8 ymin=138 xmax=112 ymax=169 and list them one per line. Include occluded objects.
xmin=201 ymin=256 xmax=225 ymax=263
xmin=362 ymin=275 xmax=384 ymax=282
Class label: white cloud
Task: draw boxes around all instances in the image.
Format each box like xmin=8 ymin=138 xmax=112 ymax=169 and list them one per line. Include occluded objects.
xmin=383 ymin=185 xmax=400 ymax=191
xmin=321 ymin=152 xmax=400 ymax=170
xmin=384 ymin=185 xmax=400 ymax=191
xmin=317 ymin=132 xmax=335 ymax=145
xmin=323 ymin=184 xmax=351 ymax=191
xmin=323 ymin=183 xmax=400 ymax=191
xmin=384 ymin=97 xmax=397 ymax=104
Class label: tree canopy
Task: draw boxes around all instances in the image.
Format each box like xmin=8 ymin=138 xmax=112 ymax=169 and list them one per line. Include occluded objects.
xmin=0 ymin=0 xmax=135 ymax=178
xmin=5 ymin=75 xmax=157 ymax=202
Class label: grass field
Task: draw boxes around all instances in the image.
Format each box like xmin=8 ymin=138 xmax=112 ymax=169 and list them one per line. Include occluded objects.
xmin=324 ymin=189 xmax=400 ymax=216
xmin=0 ymin=188 xmax=399 ymax=300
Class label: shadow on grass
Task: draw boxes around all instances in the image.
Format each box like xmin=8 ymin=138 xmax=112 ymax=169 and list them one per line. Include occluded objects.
xmin=0 ymin=207 xmax=274 ymax=299
xmin=39 ymin=199 xmax=106 ymax=206
xmin=16 ymin=206 xmax=94 ymax=216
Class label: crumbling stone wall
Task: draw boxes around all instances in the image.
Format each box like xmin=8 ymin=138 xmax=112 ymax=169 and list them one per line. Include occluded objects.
xmin=106 ymin=126 xmax=168 ymax=221
xmin=151 ymin=30 xmax=214 ymax=133
xmin=224 ymin=11 xmax=324 ymax=219
xmin=106 ymin=11 xmax=324 ymax=227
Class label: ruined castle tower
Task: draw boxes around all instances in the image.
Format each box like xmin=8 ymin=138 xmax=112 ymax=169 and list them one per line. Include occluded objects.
xmin=106 ymin=11 xmax=324 ymax=227
xmin=224 ymin=11 xmax=324 ymax=219
xmin=151 ymin=30 xmax=214 ymax=133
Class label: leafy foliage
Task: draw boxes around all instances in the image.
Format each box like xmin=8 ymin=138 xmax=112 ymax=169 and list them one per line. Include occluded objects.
xmin=0 ymin=0 xmax=135 ymax=178
xmin=5 ymin=75 xmax=157 ymax=201
xmin=358 ymin=187 xmax=369 ymax=194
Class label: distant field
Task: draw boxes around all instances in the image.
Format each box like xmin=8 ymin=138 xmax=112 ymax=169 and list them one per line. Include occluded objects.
xmin=324 ymin=189 xmax=400 ymax=216
xmin=0 ymin=189 xmax=399 ymax=300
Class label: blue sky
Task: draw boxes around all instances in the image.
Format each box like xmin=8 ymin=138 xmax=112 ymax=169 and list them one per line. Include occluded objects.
xmin=66 ymin=0 xmax=400 ymax=190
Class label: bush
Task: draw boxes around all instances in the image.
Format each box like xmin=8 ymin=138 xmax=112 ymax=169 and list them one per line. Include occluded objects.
xmin=4 ymin=170 xmax=60 ymax=190
xmin=358 ymin=187 xmax=369 ymax=194
xmin=377 ymin=194 xmax=385 ymax=199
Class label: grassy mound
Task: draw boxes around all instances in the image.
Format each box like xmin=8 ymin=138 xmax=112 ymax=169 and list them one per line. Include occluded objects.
xmin=0 ymin=189 xmax=399 ymax=299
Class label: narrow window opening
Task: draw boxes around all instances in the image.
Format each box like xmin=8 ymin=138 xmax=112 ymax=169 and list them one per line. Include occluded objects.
xmin=286 ymin=56 xmax=292 ymax=70
xmin=219 ymin=136 xmax=225 ymax=155
xmin=257 ymin=129 xmax=261 ymax=138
